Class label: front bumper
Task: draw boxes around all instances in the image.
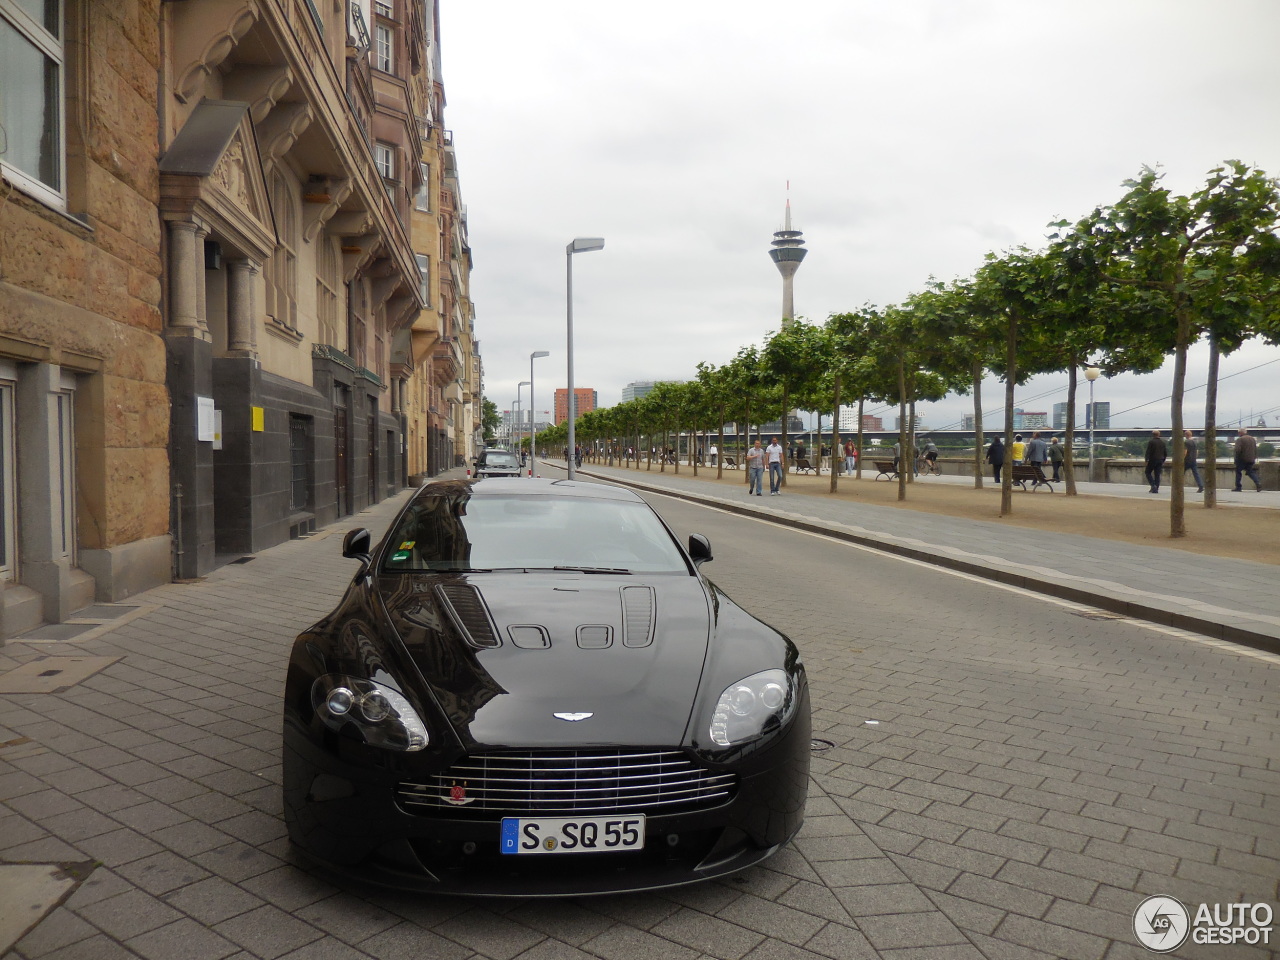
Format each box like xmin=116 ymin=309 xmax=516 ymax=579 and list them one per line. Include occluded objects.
xmin=282 ymin=699 xmax=810 ymax=896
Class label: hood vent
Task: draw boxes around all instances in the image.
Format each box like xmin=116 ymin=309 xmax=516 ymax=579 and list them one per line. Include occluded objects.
xmin=435 ymin=584 xmax=500 ymax=648
xmin=620 ymin=586 xmax=656 ymax=648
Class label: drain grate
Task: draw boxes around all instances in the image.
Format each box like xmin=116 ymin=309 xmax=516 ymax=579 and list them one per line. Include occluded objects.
xmin=0 ymin=657 xmax=121 ymax=694
xmin=1071 ymin=611 xmax=1128 ymax=621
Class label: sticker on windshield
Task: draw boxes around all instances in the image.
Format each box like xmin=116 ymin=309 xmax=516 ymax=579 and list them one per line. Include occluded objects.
xmin=390 ymin=551 xmax=411 ymax=562
xmin=399 ymin=541 xmax=416 ymax=550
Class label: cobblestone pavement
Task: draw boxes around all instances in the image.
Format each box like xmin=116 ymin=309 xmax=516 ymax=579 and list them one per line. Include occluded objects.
xmin=1 ymin=470 xmax=1277 ymax=960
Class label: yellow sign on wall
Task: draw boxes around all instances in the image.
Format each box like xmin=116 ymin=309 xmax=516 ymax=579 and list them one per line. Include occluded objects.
xmin=251 ymin=406 xmax=265 ymax=432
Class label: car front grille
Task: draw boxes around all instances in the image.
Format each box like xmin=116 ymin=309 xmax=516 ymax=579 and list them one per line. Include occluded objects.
xmin=397 ymin=749 xmax=736 ymax=817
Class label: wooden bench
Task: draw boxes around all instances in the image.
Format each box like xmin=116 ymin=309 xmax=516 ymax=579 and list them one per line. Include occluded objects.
xmin=1011 ymin=463 xmax=1055 ymax=492
xmin=793 ymin=457 xmax=817 ymax=475
xmin=872 ymin=459 xmax=898 ymax=480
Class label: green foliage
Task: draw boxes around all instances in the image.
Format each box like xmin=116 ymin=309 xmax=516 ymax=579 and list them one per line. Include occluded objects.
xmin=481 ymin=397 xmax=502 ymax=442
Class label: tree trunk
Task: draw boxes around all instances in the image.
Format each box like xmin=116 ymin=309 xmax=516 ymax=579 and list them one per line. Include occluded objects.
xmin=1001 ymin=313 xmax=1016 ymax=517
xmin=856 ymin=398 xmax=864 ymax=479
xmin=1169 ymin=304 xmax=1189 ymax=538
xmin=972 ymin=359 xmax=984 ymax=489
xmin=717 ymin=407 xmax=725 ymax=480
xmin=1064 ymin=353 xmax=1078 ymax=496
xmin=1204 ymin=333 xmax=1220 ymax=508
xmin=830 ymin=374 xmax=841 ymax=493
xmin=897 ymin=358 xmax=908 ymax=502
xmin=780 ymin=389 xmax=789 ymax=487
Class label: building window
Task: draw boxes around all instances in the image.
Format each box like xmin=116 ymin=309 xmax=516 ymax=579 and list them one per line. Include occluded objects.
xmin=289 ymin=415 xmax=312 ymax=512
xmin=374 ymin=21 xmax=393 ymax=72
xmin=0 ymin=0 xmax=64 ymax=206
xmin=317 ymin=238 xmax=340 ymax=346
xmin=0 ymin=373 xmax=15 ymax=581
xmin=267 ymin=174 xmax=298 ymax=329
xmin=374 ymin=141 xmax=395 ymax=180
xmin=415 ymin=253 xmax=430 ymax=305
xmin=374 ymin=1 xmax=393 ymax=17
xmin=415 ymin=162 xmax=430 ymax=210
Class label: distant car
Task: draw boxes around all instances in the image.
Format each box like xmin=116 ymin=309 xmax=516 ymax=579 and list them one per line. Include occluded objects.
xmin=473 ymin=449 xmax=522 ymax=478
xmin=282 ymin=477 xmax=810 ymax=896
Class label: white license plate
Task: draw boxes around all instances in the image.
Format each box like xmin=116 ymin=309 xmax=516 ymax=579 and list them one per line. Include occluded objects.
xmin=500 ymin=815 xmax=646 ymax=855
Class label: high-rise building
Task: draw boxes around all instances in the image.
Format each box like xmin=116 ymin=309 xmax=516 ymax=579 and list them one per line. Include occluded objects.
xmin=1053 ymin=402 xmax=1069 ymax=429
xmin=769 ymin=197 xmax=807 ymax=324
xmin=622 ymin=381 xmax=657 ymax=403
xmin=1086 ymin=402 xmax=1111 ymax=429
xmin=555 ymin=388 xmax=597 ymax=425
xmin=1012 ymin=409 xmax=1050 ymax=430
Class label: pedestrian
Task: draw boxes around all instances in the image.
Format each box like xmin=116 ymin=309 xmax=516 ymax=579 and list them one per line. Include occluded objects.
xmin=766 ymin=436 xmax=785 ymax=495
xmin=709 ymin=443 xmax=718 ymax=467
xmin=1025 ymin=432 xmax=1047 ymax=470
xmin=844 ymin=438 xmax=857 ymax=476
xmin=1048 ymin=437 xmax=1064 ymax=481
xmin=1233 ymin=427 xmax=1263 ymax=492
xmin=1011 ymin=434 xmax=1026 ymax=465
xmin=986 ymin=436 xmax=1005 ymax=483
xmin=1144 ymin=430 xmax=1167 ymax=493
xmin=892 ymin=440 xmax=901 ymax=473
xmin=746 ymin=439 xmax=765 ymax=495
xmin=1182 ymin=429 xmax=1203 ymax=493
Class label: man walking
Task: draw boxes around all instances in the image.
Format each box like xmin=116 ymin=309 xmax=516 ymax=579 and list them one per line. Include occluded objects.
xmin=1144 ymin=430 xmax=1167 ymax=493
xmin=746 ymin=440 xmax=765 ymax=496
xmin=1234 ymin=427 xmax=1263 ymax=492
xmin=1026 ymin=432 xmax=1048 ymax=471
xmin=1183 ymin=429 xmax=1203 ymax=493
xmin=766 ymin=436 xmax=785 ymax=495
xmin=1048 ymin=437 xmax=1065 ymax=481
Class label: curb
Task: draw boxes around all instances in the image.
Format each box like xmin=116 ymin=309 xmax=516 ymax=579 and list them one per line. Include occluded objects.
xmin=575 ymin=466 xmax=1280 ymax=657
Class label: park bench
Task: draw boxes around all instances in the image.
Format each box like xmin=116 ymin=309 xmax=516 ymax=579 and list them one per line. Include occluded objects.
xmin=793 ymin=457 xmax=817 ymax=475
xmin=1011 ymin=463 xmax=1056 ymax=492
xmin=873 ymin=459 xmax=898 ymax=480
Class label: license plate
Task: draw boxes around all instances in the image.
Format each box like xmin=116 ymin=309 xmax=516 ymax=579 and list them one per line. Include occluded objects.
xmin=500 ymin=815 xmax=646 ymax=855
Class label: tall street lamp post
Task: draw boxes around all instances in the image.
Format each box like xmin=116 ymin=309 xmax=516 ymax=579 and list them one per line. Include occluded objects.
xmin=1085 ymin=366 xmax=1100 ymax=481
xmin=511 ymin=397 xmax=521 ymax=450
xmin=517 ymin=381 xmax=530 ymax=463
xmin=529 ymin=351 xmax=549 ymax=476
xmin=566 ymin=237 xmax=604 ymax=480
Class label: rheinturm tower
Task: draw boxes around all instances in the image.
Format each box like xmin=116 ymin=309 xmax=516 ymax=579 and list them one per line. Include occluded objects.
xmin=769 ymin=199 xmax=808 ymax=325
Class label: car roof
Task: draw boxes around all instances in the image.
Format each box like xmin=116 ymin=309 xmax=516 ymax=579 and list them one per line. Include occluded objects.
xmin=414 ymin=477 xmax=645 ymax=503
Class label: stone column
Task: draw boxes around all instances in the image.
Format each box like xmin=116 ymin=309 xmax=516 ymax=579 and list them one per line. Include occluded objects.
xmin=226 ymin=258 xmax=259 ymax=356
xmin=167 ymin=219 xmax=211 ymax=340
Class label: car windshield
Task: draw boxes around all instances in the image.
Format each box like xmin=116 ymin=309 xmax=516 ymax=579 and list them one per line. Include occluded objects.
xmin=381 ymin=492 xmax=689 ymax=574
xmin=480 ymin=452 xmax=520 ymax=468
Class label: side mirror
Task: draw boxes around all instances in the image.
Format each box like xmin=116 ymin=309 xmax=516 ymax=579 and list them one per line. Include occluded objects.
xmin=342 ymin=528 xmax=372 ymax=563
xmin=688 ymin=534 xmax=713 ymax=567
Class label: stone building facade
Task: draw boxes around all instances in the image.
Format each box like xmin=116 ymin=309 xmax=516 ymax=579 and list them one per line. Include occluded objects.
xmin=0 ymin=0 xmax=479 ymax=640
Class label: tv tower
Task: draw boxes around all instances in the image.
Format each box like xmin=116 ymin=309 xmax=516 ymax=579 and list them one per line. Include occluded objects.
xmin=769 ymin=191 xmax=807 ymax=325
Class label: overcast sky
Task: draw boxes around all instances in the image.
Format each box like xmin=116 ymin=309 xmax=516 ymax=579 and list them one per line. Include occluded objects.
xmin=439 ymin=0 xmax=1280 ymax=432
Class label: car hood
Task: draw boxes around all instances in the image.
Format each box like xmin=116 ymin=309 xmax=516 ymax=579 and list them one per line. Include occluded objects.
xmin=377 ymin=572 xmax=713 ymax=749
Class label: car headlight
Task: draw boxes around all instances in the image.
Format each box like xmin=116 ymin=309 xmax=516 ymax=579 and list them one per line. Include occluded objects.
xmin=709 ymin=668 xmax=795 ymax=747
xmin=312 ymin=675 xmax=429 ymax=752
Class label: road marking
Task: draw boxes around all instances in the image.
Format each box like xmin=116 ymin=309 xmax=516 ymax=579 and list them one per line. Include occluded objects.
xmin=651 ymin=491 xmax=1280 ymax=666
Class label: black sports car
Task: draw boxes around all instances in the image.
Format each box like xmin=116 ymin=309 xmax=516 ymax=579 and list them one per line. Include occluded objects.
xmin=282 ymin=477 xmax=810 ymax=896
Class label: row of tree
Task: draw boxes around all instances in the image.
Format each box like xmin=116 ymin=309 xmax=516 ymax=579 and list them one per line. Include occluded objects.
xmin=514 ymin=162 xmax=1280 ymax=538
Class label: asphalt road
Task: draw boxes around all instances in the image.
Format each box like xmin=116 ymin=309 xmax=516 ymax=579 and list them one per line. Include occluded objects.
xmin=640 ymin=490 xmax=1280 ymax=960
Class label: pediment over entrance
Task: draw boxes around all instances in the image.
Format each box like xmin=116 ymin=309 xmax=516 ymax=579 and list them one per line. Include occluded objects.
xmin=160 ymin=99 xmax=274 ymax=262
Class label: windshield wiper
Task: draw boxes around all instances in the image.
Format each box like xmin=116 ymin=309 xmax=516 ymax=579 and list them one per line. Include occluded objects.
xmin=549 ymin=565 xmax=633 ymax=575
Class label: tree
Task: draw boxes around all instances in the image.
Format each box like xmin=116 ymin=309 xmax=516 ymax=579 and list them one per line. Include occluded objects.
xmin=1059 ymin=162 xmax=1280 ymax=535
xmin=481 ymin=397 xmax=501 ymax=443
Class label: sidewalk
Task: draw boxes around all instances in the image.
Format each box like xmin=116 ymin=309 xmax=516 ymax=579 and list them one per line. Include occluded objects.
xmin=557 ymin=461 xmax=1280 ymax=654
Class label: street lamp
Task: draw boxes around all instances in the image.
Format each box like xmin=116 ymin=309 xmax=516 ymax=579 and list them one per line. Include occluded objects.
xmin=566 ymin=237 xmax=604 ymax=479
xmin=529 ymin=351 xmax=549 ymax=476
xmin=517 ymin=381 xmax=530 ymax=463
xmin=1085 ymin=366 xmax=1101 ymax=481
xmin=510 ymin=398 xmax=521 ymax=449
